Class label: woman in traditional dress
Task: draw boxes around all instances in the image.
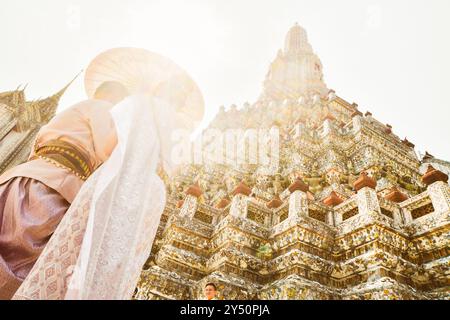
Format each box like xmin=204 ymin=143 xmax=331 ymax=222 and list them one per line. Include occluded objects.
xmin=0 ymin=79 xmax=132 ymax=299
xmin=10 ymin=47 xmax=204 ymax=300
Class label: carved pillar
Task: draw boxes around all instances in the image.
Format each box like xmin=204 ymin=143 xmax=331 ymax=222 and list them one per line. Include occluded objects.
xmin=230 ymin=194 xmax=249 ymax=218
xmin=323 ymin=191 xmax=343 ymax=226
xmin=230 ymin=181 xmax=252 ymax=218
xmin=427 ymin=181 xmax=450 ymax=213
xmin=352 ymin=115 xmax=363 ymax=134
xmin=293 ymin=123 xmax=304 ymax=139
xmin=421 ymin=165 xmax=450 ymax=214
xmin=326 ymin=211 xmax=334 ymax=226
xmin=402 ymin=209 xmax=413 ymax=224
xmin=356 ymin=187 xmax=381 ymax=216
xmin=288 ymin=190 xmax=308 ymax=218
xmin=392 ymin=208 xmax=403 ymax=227
xmin=179 ymin=195 xmax=198 ymax=218
xmin=179 ymin=183 xmax=202 ymax=218
xmin=354 ymin=172 xmax=380 ymax=216
xmin=322 ymin=113 xmax=337 ymax=138
xmin=334 ymin=211 xmax=343 ymax=225
xmin=287 ymin=177 xmax=309 ymax=219
xmin=322 ymin=119 xmax=332 ymax=136
xmin=385 ymin=187 xmax=409 ymax=226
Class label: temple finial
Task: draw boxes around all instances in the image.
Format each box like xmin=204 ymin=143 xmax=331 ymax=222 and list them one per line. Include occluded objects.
xmin=261 ymin=24 xmax=328 ymax=100
xmin=284 ymin=22 xmax=311 ymax=55
xmin=35 ymin=72 xmax=82 ymax=123
xmin=58 ymin=70 xmax=82 ymax=97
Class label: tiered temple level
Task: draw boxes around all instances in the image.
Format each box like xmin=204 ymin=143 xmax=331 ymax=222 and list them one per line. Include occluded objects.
xmin=135 ymin=24 xmax=450 ymax=300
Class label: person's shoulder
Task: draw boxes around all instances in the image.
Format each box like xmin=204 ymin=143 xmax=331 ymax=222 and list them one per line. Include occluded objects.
xmin=74 ymin=99 xmax=114 ymax=111
xmin=53 ymin=99 xmax=109 ymax=115
xmin=64 ymin=99 xmax=114 ymax=119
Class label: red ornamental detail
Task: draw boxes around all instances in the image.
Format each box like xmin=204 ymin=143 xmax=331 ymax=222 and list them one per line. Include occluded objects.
xmin=422 ymin=165 xmax=449 ymax=186
xmin=385 ymin=187 xmax=408 ymax=203
xmin=232 ymin=181 xmax=252 ymax=196
xmin=267 ymin=195 xmax=283 ymax=209
xmin=323 ymin=191 xmax=344 ymax=207
xmin=186 ymin=182 xmax=202 ymax=198
xmin=353 ymin=171 xmax=377 ymax=191
xmin=216 ymin=197 xmax=231 ymax=209
xmin=176 ymin=199 xmax=185 ymax=208
xmin=288 ymin=177 xmax=309 ymax=193
xmin=322 ymin=112 xmax=336 ymax=122
xmin=402 ymin=138 xmax=415 ymax=148
xmin=351 ymin=110 xmax=363 ymax=118
xmin=385 ymin=124 xmax=392 ymax=134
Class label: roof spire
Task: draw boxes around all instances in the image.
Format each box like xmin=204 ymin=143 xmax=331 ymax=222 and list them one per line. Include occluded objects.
xmin=55 ymin=70 xmax=82 ymax=100
xmin=35 ymin=71 xmax=81 ymax=123
xmin=284 ymin=22 xmax=313 ymax=55
xmin=260 ymin=24 xmax=328 ymax=101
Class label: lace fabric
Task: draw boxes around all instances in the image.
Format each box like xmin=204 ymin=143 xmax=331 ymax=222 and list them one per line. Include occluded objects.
xmin=13 ymin=95 xmax=170 ymax=300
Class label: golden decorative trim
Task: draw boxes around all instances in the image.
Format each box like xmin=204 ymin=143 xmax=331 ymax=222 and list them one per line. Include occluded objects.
xmin=31 ymin=139 xmax=93 ymax=180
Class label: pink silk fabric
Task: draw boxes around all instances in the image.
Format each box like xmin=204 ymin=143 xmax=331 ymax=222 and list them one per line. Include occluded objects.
xmin=0 ymin=177 xmax=69 ymax=299
xmin=0 ymin=99 xmax=117 ymax=204
xmin=12 ymin=178 xmax=93 ymax=300
xmin=0 ymin=98 xmax=118 ymax=299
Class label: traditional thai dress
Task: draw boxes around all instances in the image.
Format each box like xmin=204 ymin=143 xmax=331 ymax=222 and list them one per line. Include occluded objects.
xmin=0 ymin=99 xmax=117 ymax=299
xmin=9 ymin=47 xmax=204 ymax=300
xmin=12 ymin=95 xmax=168 ymax=300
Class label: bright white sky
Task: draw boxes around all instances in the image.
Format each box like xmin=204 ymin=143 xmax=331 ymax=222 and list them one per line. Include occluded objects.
xmin=1 ymin=0 xmax=449 ymax=160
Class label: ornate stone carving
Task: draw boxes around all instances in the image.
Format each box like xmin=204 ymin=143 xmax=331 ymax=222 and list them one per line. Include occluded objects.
xmin=135 ymin=24 xmax=449 ymax=301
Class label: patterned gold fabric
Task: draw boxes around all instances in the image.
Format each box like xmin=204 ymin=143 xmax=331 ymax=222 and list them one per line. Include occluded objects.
xmin=31 ymin=140 xmax=93 ymax=180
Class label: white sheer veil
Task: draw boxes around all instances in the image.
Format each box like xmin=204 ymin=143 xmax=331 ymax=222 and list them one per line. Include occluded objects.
xmin=65 ymin=94 xmax=178 ymax=299
xmin=13 ymin=47 xmax=203 ymax=300
xmin=12 ymin=94 xmax=178 ymax=300
xmin=33 ymin=95 xmax=171 ymax=300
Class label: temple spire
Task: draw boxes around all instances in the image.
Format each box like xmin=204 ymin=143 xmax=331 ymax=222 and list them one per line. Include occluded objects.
xmin=35 ymin=71 xmax=81 ymax=123
xmin=284 ymin=22 xmax=313 ymax=55
xmin=49 ymin=71 xmax=81 ymax=102
xmin=260 ymin=23 xmax=328 ymax=101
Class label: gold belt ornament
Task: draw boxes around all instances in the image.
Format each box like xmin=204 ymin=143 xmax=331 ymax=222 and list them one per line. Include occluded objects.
xmin=31 ymin=139 xmax=93 ymax=181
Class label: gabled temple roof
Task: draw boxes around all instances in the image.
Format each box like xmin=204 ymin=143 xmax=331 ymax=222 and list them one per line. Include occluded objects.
xmin=0 ymin=73 xmax=79 ymax=126
xmin=0 ymin=87 xmax=26 ymax=109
